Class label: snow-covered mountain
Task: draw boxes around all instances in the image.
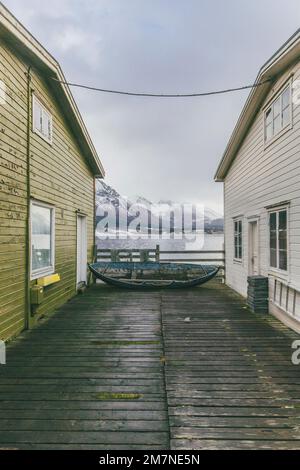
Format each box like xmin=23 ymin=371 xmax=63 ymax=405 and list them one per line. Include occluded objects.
xmin=95 ymin=180 xmax=223 ymax=232
xmin=95 ymin=180 xmax=128 ymax=209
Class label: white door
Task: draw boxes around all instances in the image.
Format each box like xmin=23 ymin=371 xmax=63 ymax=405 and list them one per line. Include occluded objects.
xmin=249 ymin=220 xmax=259 ymax=276
xmin=77 ymin=215 xmax=87 ymax=287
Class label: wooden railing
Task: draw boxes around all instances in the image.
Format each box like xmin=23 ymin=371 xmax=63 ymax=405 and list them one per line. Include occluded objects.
xmin=96 ymin=246 xmax=225 ymax=282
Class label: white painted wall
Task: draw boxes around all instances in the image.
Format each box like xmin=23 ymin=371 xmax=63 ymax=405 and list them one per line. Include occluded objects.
xmin=223 ymin=59 xmax=300 ymax=327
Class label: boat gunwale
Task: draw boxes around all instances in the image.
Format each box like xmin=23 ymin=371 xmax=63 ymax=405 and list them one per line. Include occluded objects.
xmin=88 ymin=261 xmax=220 ymax=289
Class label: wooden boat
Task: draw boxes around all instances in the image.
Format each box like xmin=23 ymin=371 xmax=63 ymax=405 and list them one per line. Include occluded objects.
xmin=88 ymin=261 xmax=219 ymax=289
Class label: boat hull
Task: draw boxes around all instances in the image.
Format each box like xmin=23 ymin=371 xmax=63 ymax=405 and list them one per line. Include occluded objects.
xmin=88 ymin=262 xmax=219 ymax=289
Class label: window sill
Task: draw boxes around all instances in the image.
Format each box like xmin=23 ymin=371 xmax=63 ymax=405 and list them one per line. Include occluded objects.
xmin=37 ymin=273 xmax=60 ymax=287
xmin=233 ymin=258 xmax=243 ymax=265
xmin=31 ymin=267 xmax=55 ymax=281
xmin=268 ymin=268 xmax=288 ymax=280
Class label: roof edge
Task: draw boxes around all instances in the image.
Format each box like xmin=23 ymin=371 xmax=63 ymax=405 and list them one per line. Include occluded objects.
xmin=215 ymin=29 xmax=300 ymax=182
xmin=0 ymin=2 xmax=105 ymax=177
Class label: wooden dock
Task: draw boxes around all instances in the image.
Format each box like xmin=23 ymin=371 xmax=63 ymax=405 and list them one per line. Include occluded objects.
xmin=0 ymin=281 xmax=300 ymax=449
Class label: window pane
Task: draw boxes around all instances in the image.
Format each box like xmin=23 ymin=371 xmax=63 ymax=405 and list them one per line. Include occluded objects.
xmin=269 ymin=209 xmax=288 ymax=270
xmin=265 ymin=107 xmax=272 ymax=124
xmin=270 ymin=230 xmax=277 ymax=249
xmin=273 ymin=98 xmax=281 ymax=118
xmin=33 ymin=97 xmax=52 ymax=142
xmin=279 ymin=250 xmax=287 ymax=271
xmin=270 ymin=248 xmax=277 ymax=268
xmin=282 ymin=106 xmax=290 ymax=127
xmin=32 ymin=205 xmax=52 ymax=272
xmin=48 ymin=118 xmax=52 ymax=140
xmin=270 ymin=212 xmax=277 ymax=268
xmin=279 ymin=210 xmax=287 ymax=230
xmin=234 ymin=219 xmax=242 ymax=259
xmin=42 ymin=109 xmax=48 ymax=137
xmin=266 ymin=123 xmax=273 ymax=141
xmin=279 ymin=231 xmax=287 ymax=250
xmin=34 ymin=102 xmax=42 ymax=132
xmin=282 ymin=86 xmax=290 ymax=109
xmin=273 ymin=115 xmax=281 ymax=134
xmin=42 ymin=110 xmax=52 ymax=141
xmin=234 ymin=233 xmax=238 ymax=258
xmin=270 ymin=212 xmax=277 ymax=230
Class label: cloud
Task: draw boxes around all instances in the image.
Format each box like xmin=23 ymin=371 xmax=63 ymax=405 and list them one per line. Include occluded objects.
xmin=4 ymin=0 xmax=75 ymax=21
xmin=3 ymin=0 xmax=300 ymax=213
xmin=52 ymin=25 xmax=103 ymax=69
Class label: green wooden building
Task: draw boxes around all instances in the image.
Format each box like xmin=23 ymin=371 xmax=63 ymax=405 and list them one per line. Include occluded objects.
xmin=0 ymin=4 xmax=105 ymax=341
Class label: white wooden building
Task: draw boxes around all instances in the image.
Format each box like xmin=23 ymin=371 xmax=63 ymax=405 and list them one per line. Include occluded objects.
xmin=215 ymin=29 xmax=300 ymax=333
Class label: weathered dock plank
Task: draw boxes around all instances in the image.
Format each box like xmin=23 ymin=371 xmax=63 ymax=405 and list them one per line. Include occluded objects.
xmin=0 ymin=286 xmax=169 ymax=450
xmin=161 ymin=282 xmax=300 ymax=450
xmin=0 ymin=280 xmax=299 ymax=450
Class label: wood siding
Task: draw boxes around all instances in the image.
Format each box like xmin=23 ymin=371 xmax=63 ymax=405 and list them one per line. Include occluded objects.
xmin=224 ymin=59 xmax=300 ymax=327
xmin=0 ymin=38 xmax=95 ymax=341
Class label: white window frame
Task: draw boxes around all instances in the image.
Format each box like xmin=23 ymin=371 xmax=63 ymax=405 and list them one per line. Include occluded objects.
xmin=30 ymin=200 xmax=55 ymax=280
xmin=32 ymin=94 xmax=53 ymax=144
xmin=264 ymin=82 xmax=292 ymax=145
xmin=233 ymin=218 xmax=243 ymax=262
xmin=268 ymin=207 xmax=288 ymax=274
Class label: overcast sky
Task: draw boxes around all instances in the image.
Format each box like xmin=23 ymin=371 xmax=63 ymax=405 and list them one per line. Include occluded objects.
xmin=4 ymin=0 xmax=300 ymax=213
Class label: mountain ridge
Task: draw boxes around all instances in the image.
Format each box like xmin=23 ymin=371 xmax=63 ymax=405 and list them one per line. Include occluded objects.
xmin=95 ymin=180 xmax=223 ymax=232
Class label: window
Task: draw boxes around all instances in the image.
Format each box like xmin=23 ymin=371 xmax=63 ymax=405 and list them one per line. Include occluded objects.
xmin=31 ymin=201 xmax=55 ymax=279
xmin=32 ymin=95 xmax=52 ymax=143
xmin=264 ymin=84 xmax=291 ymax=143
xmin=234 ymin=219 xmax=243 ymax=260
xmin=269 ymin=208 xmax=287 ymax=271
